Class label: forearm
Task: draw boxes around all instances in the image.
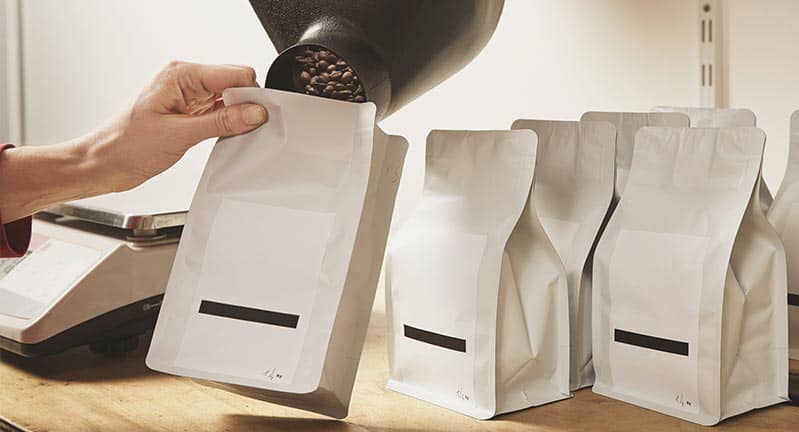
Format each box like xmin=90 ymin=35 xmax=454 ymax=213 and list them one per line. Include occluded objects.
xmin=0 ymin=62 xmax=265 ymax=224
xmin=0 ymin=134 xmax=114 ymax=222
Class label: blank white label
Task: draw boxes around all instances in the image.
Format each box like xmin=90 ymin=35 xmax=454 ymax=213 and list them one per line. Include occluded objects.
xmin=175 ymin=199 xmax=335 ymax=384
xmin=608 ymin=229 xmax=708 ymax=414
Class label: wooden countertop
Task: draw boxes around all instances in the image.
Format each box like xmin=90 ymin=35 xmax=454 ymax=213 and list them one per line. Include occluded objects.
xmin=2 ymin=292 xmax=798 ymax=432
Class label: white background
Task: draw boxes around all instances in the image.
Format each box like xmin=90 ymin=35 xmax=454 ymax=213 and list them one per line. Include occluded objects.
xmin=0 ymin=0 xmax=796 ymax=224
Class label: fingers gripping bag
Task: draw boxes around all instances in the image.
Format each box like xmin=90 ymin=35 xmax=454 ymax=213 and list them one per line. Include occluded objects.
xmin=652 ymin=106 xmax=773 ymax=211
xmin=146 ymin=88 xmax=408 ymax=419
xmin=511 ymin=119 xmax=616 ymax=390
xmin=580 ymin=111 xmax=689 ymax=201
xmin=386 ymin=130 xmax=570 ymax=419
xmin=593 ymin=127 xmax=788 ymax=425
xmin=768 ymin=110 xmax=799 ymax=373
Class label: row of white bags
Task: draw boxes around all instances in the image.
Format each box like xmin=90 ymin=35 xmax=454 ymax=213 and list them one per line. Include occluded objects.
xmin=144 ymin=87 xmax=798 ymax=424
xmin=387 ymin=108 xmax=796 ymax=424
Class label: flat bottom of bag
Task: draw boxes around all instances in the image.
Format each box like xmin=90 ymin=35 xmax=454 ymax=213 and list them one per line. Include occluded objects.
xmin=387 ymin=379 xmax=571 ymax=420
xmin=3 ymin=310 xmax=798 ymax=431
xmin=592 ymin=383 xmax=786 ymax=425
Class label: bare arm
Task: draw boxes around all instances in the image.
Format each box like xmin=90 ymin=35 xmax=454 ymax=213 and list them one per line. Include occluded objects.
xmin=0 ymin=61 xmax=268 ymax=222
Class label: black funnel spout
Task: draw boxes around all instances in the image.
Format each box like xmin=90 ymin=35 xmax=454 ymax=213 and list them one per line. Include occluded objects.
xmin=249 ymin=0 xmax=504 ymax=120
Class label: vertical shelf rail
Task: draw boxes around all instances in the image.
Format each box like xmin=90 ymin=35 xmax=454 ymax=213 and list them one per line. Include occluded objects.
xmin=698 ymin=0 xmax=723 ymax=107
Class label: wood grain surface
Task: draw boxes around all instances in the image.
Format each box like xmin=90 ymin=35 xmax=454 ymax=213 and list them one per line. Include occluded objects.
xmin=2 ymin=292 xmax=798 ymax=432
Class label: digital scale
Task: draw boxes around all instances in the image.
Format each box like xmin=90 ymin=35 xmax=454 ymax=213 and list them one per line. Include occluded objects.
xmin=0 ymin=143 xmax=211 ymax=357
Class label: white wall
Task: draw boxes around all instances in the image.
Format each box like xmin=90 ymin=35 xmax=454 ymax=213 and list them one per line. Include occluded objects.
xmin=382 ymin=0 xmax=700 ymax=223
xmin=724 ymin=0 xmax=799 ymax=193
xmin=18 ymin=0 xmax=275 ymax=211
xmin=0 ymin=0 xmax=8 ymax=142
xmin=0 ymin=0 xmax=23 ymax=144
xmin=20 ymin=0 xmax=273 ymax=145
xmin=14 ymin=0 xmax=700 ymax=219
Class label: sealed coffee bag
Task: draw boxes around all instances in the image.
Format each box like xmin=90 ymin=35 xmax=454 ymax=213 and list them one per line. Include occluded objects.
xmin=580 ymin=111 xmax=689 ymax=200
xmin=593 ymin=127 xmax=788 ymax=425
xmin=768 ymin=110 xmax=799 ymax=368
xmin=511 ymin=119 xmax=616 ymax=390
xmin=146 ymin=88 xmax=408 ymax=419
xmin=651 ymin=106 xmax=756 ymax=129
xmin=386 ymin=130 xmax=570 ymax=419
xmin=652 ymin=106 xmax=773 ymax=211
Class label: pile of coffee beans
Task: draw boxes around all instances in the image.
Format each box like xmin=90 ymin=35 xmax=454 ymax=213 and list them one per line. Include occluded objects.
xmin=293 ymin=47 xmax=366 ymax=103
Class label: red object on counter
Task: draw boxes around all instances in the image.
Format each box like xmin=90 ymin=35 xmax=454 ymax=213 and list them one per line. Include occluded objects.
xmin=0 ymin=144 xmax=32 ymax=258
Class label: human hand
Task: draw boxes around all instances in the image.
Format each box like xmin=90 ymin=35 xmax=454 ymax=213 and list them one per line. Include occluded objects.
xmin=93 ymin=61 xmax=268 ymax=192
xmin=0 ymin=61 xmax=268 ymax=223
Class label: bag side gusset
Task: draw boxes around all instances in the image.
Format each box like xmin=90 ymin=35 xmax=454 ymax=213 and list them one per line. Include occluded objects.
xmin=496 ymin=186 xmax=570 ymax=413
xmin=722 ymin=149 xmax=789 ymax=419
xmin=768 ymin=110 xmax=799 ymax=361
xmin=510 ymin=119 xmax=616 ymax=390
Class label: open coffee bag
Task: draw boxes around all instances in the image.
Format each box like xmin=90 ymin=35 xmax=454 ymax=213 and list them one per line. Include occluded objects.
xmin=511 ymin=119 xmax=616 ymax=390
xmin=593 ymin=127 xmax=788 ymax=425
xmin=146 ymin=88 xmax=408 ymax=419
xmin=386 ymin=130 xmax=570 ymax=419
xmin=580 ymin=111 xmax=689 ymax=200
xmin=652 ymin=106 xmax=773 ymax=211
xmin=768 ymin=110 xmax=799 ymax=371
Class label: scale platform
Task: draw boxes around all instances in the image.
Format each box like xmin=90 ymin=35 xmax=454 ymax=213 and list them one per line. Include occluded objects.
xmin=0 ymin=143 xmax=209 ymax=357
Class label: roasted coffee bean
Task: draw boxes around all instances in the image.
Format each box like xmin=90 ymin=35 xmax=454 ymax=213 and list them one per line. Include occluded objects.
xmin=292 ymin=46 xmax=366 ymax=103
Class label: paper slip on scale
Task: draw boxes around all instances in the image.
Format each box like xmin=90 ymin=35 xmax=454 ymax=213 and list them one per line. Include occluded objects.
xmin=0 ymin=144 xmax=210 ymax=357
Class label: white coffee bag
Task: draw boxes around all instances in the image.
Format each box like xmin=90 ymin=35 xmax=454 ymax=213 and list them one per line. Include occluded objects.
xmin=580 ymin=111 xmax=689 ymax=200
xmin=652 ymin=106 xmax=773 ymax=211
xmin=768 ymin=110 xmax=799 ymax=362
xmin=386 ymin=130 xmax=569 ymax=419
xmin=593 ymin=127 xmax=788 ymax=425
xmin=651 ymin=106 xmax=756 ymax=129
xmin=146 ymin=88 xmax=408 ymax=419
xmin=511 ymin=119 xmax=616 ymax=390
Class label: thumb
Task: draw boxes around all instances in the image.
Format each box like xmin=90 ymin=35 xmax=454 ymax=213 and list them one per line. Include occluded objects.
xmin=183 ymin=103 xmax=268 ymax=142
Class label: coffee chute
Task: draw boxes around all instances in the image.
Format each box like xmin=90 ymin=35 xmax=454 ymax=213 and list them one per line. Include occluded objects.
xmin=249 ymin=0 xmax=505 ymax=120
